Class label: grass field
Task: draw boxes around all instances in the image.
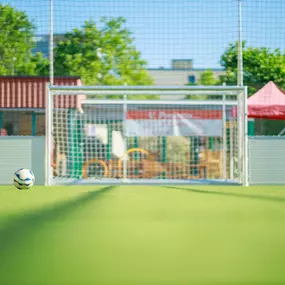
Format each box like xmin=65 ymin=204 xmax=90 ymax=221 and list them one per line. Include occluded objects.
xmin=1 ymin=185 xmax=285 ymax=285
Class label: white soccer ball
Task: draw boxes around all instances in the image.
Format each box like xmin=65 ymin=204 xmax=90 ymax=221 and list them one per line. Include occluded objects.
xmin=13 ymin=168 xmax=35 ymax=190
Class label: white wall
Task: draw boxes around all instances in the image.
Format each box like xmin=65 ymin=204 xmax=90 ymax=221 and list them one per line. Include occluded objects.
xmin=0 ymin=137 xmax=45 ymax=185
xmin=249 ymin=136 xmax=285 ymax=184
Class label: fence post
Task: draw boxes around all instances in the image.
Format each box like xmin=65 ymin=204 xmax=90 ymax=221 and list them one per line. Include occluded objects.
xmin=32 ymin=112 xmax=37 ymax=136
xmin=248 ymin=118 xmax=255 ymax=136
xmin=162 ymin=137 xmax=167 ymax=179
xmin=0 ymin=111 xmax=2 ymax=130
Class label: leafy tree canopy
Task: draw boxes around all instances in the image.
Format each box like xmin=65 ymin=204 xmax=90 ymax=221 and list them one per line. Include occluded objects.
xmin=220 ymin=41 xmax=285 ymax=94
xmin=198 ymin=69 xmax=218 ymax=86
xmin=0 ymin=4 xmax=48 ymax=76
xmin=54 ymin=17 xmax=153 ymax=87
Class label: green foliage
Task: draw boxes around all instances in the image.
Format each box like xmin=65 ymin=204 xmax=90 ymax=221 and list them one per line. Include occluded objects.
xmin=198 ymin=69 xmax=218 ymax=86
xmin=32 ymin=53 xmax=49 ymax=76
xmin=54 ymin=17 xmax=153 ymax=88
xmin=0 ymin=4 xmax=48 ymax=75
xmin=186 ymin=70 xmax=218 ymax=100
xmin=220 ymin=41 xmax=285 ymax=94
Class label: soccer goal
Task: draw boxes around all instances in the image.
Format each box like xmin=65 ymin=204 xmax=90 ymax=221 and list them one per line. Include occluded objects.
xmin=45 ymin=85 xmax=248 ymax=186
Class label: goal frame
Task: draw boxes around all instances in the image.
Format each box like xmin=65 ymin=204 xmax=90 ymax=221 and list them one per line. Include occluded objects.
xmin=46 ymin=85 xmax=248 ymax=186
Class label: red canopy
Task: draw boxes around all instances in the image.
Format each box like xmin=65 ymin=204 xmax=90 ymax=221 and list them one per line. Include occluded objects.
xmin=248 ymin=81 xmax=285 ymax=119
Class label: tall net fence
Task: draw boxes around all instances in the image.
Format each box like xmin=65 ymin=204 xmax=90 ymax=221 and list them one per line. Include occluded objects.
xmin=0 ymin=0 xmax=285 ymax=136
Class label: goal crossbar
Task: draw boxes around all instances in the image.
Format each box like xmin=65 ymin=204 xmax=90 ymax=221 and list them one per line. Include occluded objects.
xmin=50 ymin=85 xmax=245 ymax=92
xmin=50 ymin=85 xmax=244 ymax=96
xmin=82 ymin=100 xmax=238 ymax=106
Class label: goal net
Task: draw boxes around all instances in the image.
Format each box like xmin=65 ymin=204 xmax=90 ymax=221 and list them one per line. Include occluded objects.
xmin=46 ymin=86 xmax=248 ymax=186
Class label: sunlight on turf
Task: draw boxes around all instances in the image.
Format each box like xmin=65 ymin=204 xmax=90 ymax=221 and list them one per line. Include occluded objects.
xmin=1 ymin=185 xmax=285 ymax=284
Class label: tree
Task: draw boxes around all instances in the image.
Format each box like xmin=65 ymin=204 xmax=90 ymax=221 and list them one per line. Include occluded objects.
xmin=54 ymin=17 xmax=153 ymax=87
xmin=220 ymin=41 xmax=285 ymax=94
xmin=198 ymin=69 xmax=218 ymax=86
xmin=28 ymin=52 xmax=49 ymax=76
xmin=186 ymin=70 xmax=218 ymax=100
xmin=0 ymin=4 xmax=48 ymax=76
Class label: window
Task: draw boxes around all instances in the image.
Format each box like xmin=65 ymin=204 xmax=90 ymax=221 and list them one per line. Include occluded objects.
xmin=1 ymin=111 xmax=20 ymax=135
xmin=188 ymin=75 xmax=196 ymax=84
xmin=0 ymin=111 xmax=45 ymax=136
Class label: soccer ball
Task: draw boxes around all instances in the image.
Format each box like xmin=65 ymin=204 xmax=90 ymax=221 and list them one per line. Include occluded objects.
xmin=13 ymin=168 xmax=35 ymax=190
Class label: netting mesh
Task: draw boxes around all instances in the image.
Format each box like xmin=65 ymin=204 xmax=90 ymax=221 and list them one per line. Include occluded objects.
xmin=52 ymin=0 xmax=238 ymax=69
xmin=0 ymin=0 xmax=285 ymax=137
xmin=2 ymin=0 xmax=285 ymax=78
xmin=51 ymin=91 xmax=241 ymax=183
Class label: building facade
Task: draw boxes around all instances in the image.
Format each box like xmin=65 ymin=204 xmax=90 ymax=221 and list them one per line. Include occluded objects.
xmin=148 ymin=59 xmax=225 ymax=86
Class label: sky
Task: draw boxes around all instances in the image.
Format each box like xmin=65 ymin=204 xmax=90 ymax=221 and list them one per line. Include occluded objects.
xmin=1 ymin=0 xmax=285 ymax=69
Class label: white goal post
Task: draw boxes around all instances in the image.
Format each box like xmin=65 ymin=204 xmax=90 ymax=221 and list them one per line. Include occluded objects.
xmin=45 ymin=85 xmax=248 ymax=186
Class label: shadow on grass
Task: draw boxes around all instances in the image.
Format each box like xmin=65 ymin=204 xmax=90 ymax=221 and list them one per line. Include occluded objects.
xmin=164 ymin=186 xmax=285 ymax=203
xmin=0 ymin=185 xmax=116 ymax=254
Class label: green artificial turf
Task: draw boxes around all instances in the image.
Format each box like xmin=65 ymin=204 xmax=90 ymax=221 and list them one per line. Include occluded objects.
xmin=0 ymin=185 xmax=285 ymax=284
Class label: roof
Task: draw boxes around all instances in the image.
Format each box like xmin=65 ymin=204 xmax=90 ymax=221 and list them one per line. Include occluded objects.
xmin=248 ymin=81 xmax=285 ymax=119
xmin=0 ymin=76 xmax=85 ymax=109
